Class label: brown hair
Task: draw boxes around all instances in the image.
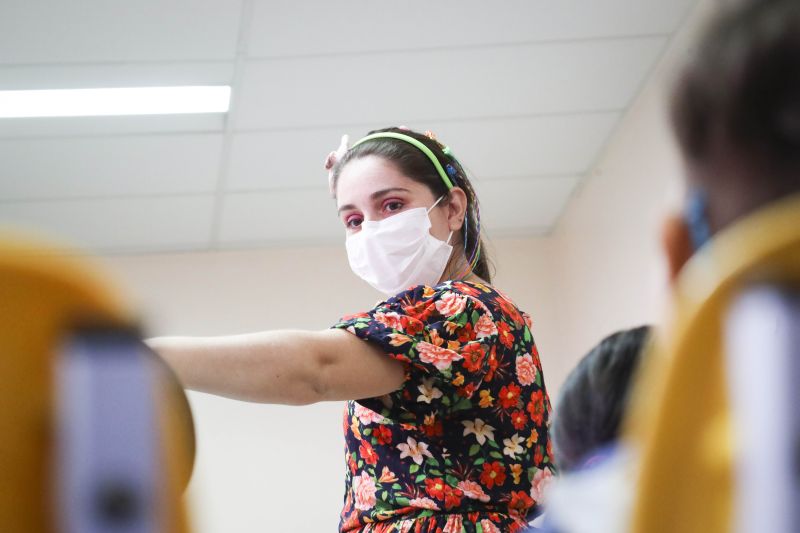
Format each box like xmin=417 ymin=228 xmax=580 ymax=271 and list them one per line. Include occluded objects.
xmin=671 ymin=0 xmax=800 ymax=187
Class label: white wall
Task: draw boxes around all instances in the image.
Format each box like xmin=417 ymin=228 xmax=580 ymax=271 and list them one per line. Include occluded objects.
xmin=542 ymin=0 xmax=716 ymax=393
xmin=543 ymin=43 xmax=684 ymax=392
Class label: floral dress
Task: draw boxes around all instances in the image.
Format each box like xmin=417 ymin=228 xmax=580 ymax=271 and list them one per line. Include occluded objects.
xmin=332 ymin=280 xmax=554 ymax=533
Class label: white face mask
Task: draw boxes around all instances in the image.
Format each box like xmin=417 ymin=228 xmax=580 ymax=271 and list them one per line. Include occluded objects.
xmin=345 ymin=196 xmax=453 ymax=296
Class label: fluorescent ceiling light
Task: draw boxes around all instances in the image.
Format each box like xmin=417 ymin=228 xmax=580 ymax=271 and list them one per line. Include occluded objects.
xmin=0 ymin=86 xmax=231 ymax=118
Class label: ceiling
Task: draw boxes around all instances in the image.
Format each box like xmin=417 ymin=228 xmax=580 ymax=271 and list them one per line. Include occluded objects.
xmin=0 ymin=0 xmax=697 ymax=254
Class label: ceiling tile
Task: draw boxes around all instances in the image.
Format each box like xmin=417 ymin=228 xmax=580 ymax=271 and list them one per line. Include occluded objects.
xmin=0 ymin=0 xmax=243 ymax=64
xmin=0 ymin=134 xmax=224 ymax=200
xmin=235 ymin=37 xmax=666 ymax=130
xmin=0 ymin=0 xmax=695 ymax=253
xmin=0 ymin=115 xmax=226 ymax=139
xmin=0 ymin=62 xmax=235 ymax=91
xmin=475 ymin=175 xmax=581 ymax=234
xmin=226 ymin=113 xmax=618 ymax=192
xmin=227 ymin=126 xmax=356 ymax=191
xmin=406 ymin=114 xmax=621 ymax=178
xmin=0 ymin=196 xmax=216 ymax=252
xmin=218 ymin=188 xmax=343 ymax=246
xmin=247 ymin=0 xmax=696 ymax=57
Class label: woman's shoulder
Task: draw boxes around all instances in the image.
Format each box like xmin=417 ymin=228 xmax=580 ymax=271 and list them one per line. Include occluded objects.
xmin=390 ymin=280 xmax=532 ymax=326
xmin=381 ymin=280 xmax=500 ymax=311
xmin=385 ymin=279 xmax=495 ymax=302
xmin=342 ymin=280 xmax=531 ymax=334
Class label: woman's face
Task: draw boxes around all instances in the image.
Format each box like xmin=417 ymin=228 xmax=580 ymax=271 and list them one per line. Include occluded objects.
xmin=335 ymin=155 xmax=452 ymax=242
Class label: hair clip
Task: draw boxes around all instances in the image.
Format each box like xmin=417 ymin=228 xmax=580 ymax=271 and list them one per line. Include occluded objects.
xmin=324 ymin=134 xmax=350 ymax=196
xmin=445 ymin=164 xmax=458 ymax=178
xmin=424 ymin=130 xmax=437 ymax=141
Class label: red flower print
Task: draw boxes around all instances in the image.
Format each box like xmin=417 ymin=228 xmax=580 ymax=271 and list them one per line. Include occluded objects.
xmin=461 ymin=343 xmax=487 ymax=372
xmin=341 ymin=509 xmax=360 ymax=531
xmin=457 ymin=322 xmax=475 ymax=343
xmin=435 ymin=291 xmax=467 ymax=317
xmin=510 ymin=410 xmax=528 ymax=431
xmin=374 ymin=425 xmax=392 ymax=445
xmin=497 ymin=296 xmax=524 ymax=326
xmin=508 ymin=490 xmax=535 ymax=516
xmin=453 ymin=281 xmax=481 ymax=297
xmin=523 ymin=312 xmax=533 ymax=330
xmin=474 ymin=313 xmax=498 ymax=339
xmin=457 ymin=480 xmax=490 ymax=502
xmin=485 ymin=347 xmax=499 ymax=382
xmin=427 ymin=328 xmax=446 ymax=347
xmin=527 ymin=428 xmax=539 ymax=448
xmin=354 ymin=403 xmax=385 ymax=425
xmin=422 ymin=413 xmax=444 ymax=438
xmin=425 ymin=477 xmax=446 ymax=500
xmin=375 ymin=311 xmax=405 ymax=330
xmin=400 ymin=315 xmax=424 ymax=336
xmin=444 ymin=485 xmax=463 ymax=510
xmin=480 ymin=461 xmax=506 ymax=489
xmin=347 ymin=452 xmax=357 ymax=475
xmin=340 ymin=312 xmax=370 ymax=321
xmin=530 ymin=468 xmax=554 ymax=503
xmin=497 ymin=321 xmax=514 ymax=349
xmin=534 ymin=445 xmax=544 ymax=465
xmin=408 ymin=497 xmax=439 ymax=511
xmin=508 ymin=490 xmax=534 ymax=517
xmin=515 ymin=353 xmax=538 ymax=386
xmin=527 ymin=390 xmax=546 ymax=425
xmin=402 ymin=300 xmax=436 ymax=322
xmin=359 ymin=440 xmax=379 ymax=465
xmin=498 ymin=383 xmax=521 ymax=409
xmin=480 ymin=518 xmax=503 ymax=533
xmin=457 ymin=382 xmax=478 ymax=398
xmin=444 ymin=514 xmax=464 ymax=532
xmin=417 ymin=341 xmax=463 ymax=370
xmin=378 ymin=466 xmax=398 ymax=483
xmin=353 ymin=471 xmax=377 ymax=511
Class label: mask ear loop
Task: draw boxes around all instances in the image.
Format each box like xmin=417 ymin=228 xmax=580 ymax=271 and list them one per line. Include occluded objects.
xmin=427 ymin=194 xmax=447 ymax=213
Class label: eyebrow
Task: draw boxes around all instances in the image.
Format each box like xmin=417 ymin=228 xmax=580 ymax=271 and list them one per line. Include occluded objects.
xmin=337 ymin=187 xmax=411 ymax=214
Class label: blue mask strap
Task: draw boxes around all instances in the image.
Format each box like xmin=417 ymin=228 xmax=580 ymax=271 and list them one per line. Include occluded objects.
xmin=685 ymin=188 xmax=712 ymax=250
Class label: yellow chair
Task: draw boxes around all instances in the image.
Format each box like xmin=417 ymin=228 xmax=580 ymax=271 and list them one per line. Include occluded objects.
xmin=625 ymin=193 xmax=800 ymax=533
xmin=0 ymin=234 xmax=195 ymax=533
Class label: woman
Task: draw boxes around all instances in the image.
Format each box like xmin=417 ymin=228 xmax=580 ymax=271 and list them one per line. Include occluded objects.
xmin=148 ymin=127 xmax=554 ymax=532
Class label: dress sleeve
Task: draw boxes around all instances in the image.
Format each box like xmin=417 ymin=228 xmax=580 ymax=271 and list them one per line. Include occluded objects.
xmin=332 ymin=285 xmax=499 ymax=425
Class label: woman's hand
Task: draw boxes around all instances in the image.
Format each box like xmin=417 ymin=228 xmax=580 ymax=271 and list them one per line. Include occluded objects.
xmin=145 ymin=329 xmax=405 ymax=405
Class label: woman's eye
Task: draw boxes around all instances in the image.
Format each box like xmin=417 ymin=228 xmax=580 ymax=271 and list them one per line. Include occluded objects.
xmin=384 ymin=201 xmax=403 ymax=212
xmin=345 ymin=216 xmax=362 ymax=228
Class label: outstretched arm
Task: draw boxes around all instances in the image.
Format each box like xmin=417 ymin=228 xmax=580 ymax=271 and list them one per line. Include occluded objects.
xmin=145 ymin=329 xmax=405 ymax=405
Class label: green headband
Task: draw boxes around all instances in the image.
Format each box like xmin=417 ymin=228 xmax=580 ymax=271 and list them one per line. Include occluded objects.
xmin=351 ymin=132 xmax=455 ymax=190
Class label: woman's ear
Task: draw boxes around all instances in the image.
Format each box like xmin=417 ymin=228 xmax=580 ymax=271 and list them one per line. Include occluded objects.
xmin=661 ymin=213 xmax=694 ymax=285
xmin=445 ymin=187 xmax=468 ymax=232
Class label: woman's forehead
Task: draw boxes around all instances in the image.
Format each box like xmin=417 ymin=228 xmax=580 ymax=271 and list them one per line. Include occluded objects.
xmin=336 ymin=156 xmax=432 ymax=207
